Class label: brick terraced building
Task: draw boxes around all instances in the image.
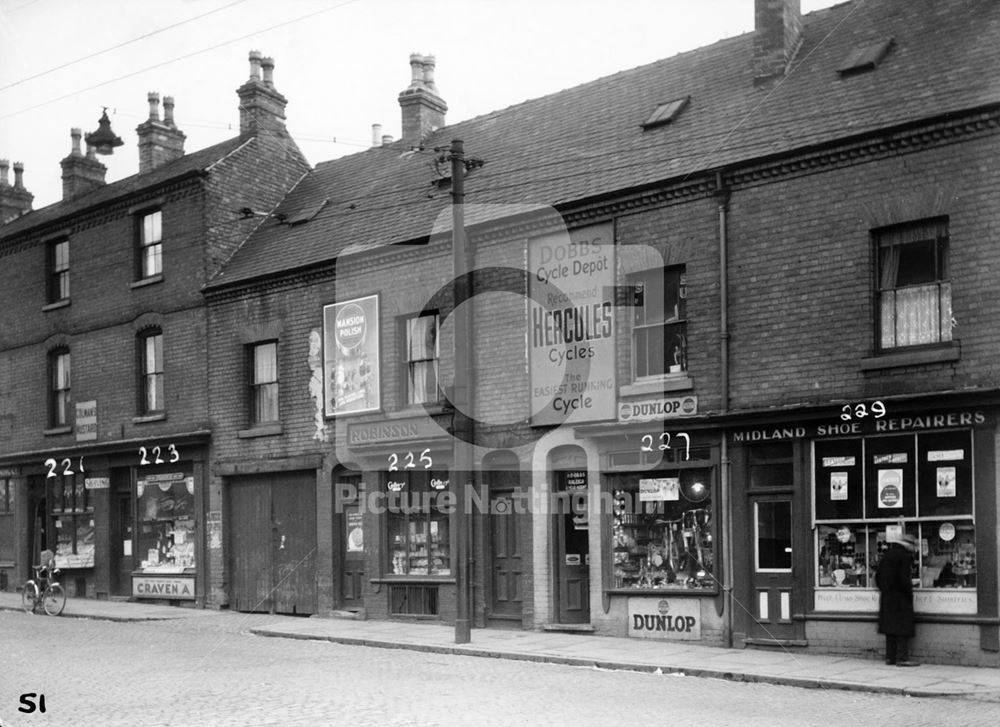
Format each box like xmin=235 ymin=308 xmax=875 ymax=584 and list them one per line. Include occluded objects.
xmin=0 ymin=52 xmax=309 ymax=606
xmin=203 ymin=0 xmax=1000 ymax=666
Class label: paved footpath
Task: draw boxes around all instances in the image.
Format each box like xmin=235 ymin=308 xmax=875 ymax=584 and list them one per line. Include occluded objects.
xmin=3 ymin=593 xmax=999 ymax=700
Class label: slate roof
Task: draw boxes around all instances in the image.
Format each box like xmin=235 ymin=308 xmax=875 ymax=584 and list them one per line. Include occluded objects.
xmin=209 ymin=0 xmax=1000 ymax=290
xmin=0 ymin=135 xmax=253 ymax=241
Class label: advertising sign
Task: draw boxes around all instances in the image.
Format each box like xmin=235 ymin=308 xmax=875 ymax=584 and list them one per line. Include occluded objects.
xmin=75 ymin=400 xmax=97 ymax=442
xmin=877 ymin=469 xmax=904 ymax=508
xmin=132 ymin=576 xmax=196 ymax=600
xmin=628 ymin=598 xmax=701 ymax=640
xmin=528 ymin=223 xmax=615 ymax=426
xmin=323 ymin=295 xmax=380 ymax=417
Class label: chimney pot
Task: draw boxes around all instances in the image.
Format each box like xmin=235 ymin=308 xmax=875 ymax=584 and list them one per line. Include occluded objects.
xmin=372 ymin=123 xmax=383 ymax=147
xmin=409 ymin=53 xmax=425 ymax=87
xmin=382 ymin=134 xmax=394 ymax=146
xmin=0 ymin=159 xmax=9 ymax=186
xmin=248 ymin=50 xmax=263 ymax=81
xmin=163 ymin=96 xmax=175 ymax=125
xmin=86 ymin=143 xmax=97 ymax=160
xmin=13 ymin=162 xmax=25 ymax=189
xmin=261 ymin=57 xmax=275 ymax=87
xmin=70 ymin=128 xmax=83 ymax=157
xmin=421 ymin=55 xmax=437 ymax=91
xmin=147 ymin=91 xmax=161 ymax=121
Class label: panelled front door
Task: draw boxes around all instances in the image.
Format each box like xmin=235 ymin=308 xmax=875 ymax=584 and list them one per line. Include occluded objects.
xmin=555 ymin=469 xmax=590 ymax=624
xmin=230 ymin=472 xmax=317 ymax=615
xmin=110 ymin=478 xmax=134 ymax=597
xmin=337 ymin=477 xmax=365 ymax=611
xmin=748 ymin=497 xmax=798 ymax=641
xmin=488 ymin=490 xmax=523 ymax=619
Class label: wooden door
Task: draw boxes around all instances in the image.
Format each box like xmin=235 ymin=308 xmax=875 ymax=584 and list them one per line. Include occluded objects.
xmin=748 ymin=497 xmax=799 ymax=641
xmin=230 ymin=478 xmax=271 ymax=612
xmin=338 ymin=493 xmax=365 ymax=610
xmin=110 ymin=482 xmax=134 ymax=596
xmin=489 ymin=491 xmax=523 ymax=619
xmin=555 ymin=490 xmax=590 ymax=624
xmin=271 ymin=473 xmax=317 ymax=615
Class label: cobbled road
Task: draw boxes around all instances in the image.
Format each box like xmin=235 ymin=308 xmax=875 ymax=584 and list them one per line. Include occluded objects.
xmin=2 ymin=609 xmax=998 ymax=727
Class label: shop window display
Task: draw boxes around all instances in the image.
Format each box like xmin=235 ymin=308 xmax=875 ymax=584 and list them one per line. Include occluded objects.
xmin=50 ymin=473 xmax=94 ymax=569
xmin=136 ymin=472 xmax=195 ymax=573
xmin=387 ymin=471 xmax=450 ymax=576
xmin=814 ymin=430 xmax=975 ymax=590
xmin=611 ymin=468 xmax=714 ymax=590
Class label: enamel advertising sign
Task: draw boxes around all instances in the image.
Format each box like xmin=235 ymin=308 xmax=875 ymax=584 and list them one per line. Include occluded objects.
xmin=324 ymin=295 xmax=380 ymax=417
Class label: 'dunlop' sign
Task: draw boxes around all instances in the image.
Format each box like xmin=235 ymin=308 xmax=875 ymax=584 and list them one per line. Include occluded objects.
xmin=627 ymin=597 xmax=701 ymax=640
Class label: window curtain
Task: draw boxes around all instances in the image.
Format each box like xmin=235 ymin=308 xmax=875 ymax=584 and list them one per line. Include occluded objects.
xmin=879 ymin=234 xmax=951 ymax=348
xmin=407 ymin=316 xmax=438 ymax=404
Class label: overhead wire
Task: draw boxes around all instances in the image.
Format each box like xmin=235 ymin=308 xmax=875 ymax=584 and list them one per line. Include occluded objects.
xmin=0 ymin=0 xmax=365 ymax=121
xmin=0 ymin=0 xmax=251 ymax=93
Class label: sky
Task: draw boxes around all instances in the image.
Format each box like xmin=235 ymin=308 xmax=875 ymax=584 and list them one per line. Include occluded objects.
xmin=0 ymin=0 xmax=841 ymax=210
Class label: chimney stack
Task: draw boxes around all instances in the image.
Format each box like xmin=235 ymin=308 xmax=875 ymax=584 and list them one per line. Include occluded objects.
xmin=398 ymin=53 xmax=447 ymax=148
xmin=237 ymin=50 xmax=288 ymax=135
xmin=0 ymin=158 xmax=34 ymax=224
xmin=372 ymin=123 xmax=383 ymax=147
xmin=753 ymin=0 xmax=802 ymax=85
xmin=136 ymin=91 xmax=187 ymax=174
xmin=59 ymin=128 xmax=107 ymax=199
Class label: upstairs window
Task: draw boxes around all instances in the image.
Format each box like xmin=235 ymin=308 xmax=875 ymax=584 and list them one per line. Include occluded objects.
xmin=876 ymin=219 xmax=951 ymax=350
xmin=47 ymin=238 xmax=70 ymax=303
xmin=404 ymin=312 xmax=439 ymax=405
xmin=138 ymin=209 xmax=162 ymax=279
xmin=49 ymin=349 xmax=71 ymax=427
xmin=249 ymin=341 xmax=279 ymax=424
xmin=628 ymin=266 xmax=687 ymax=379
xmin=138 ymin=330 xmax=164 ymax=415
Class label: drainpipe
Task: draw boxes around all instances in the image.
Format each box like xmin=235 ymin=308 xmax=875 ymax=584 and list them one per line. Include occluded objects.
xmin=715 ymin=171 xmax=734 ymax=645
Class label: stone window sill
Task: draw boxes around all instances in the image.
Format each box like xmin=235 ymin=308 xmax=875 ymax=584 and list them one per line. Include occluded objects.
xmin=133 ymin=413 xmax=166 ymax=424
xmin=43 ymin=426 xmax=73 ymax=436
xmin=619 ymin=375 xmax=694 ymax=398
xmin=42 ymin=299 xmax=70 ymax=312
xmin=860 ymin=344 xmax=960 ymax=371
xmin=238 ymin=423 xmax=283 ymax=438
xmin=131 ymin=274 xmax=163 ymax=290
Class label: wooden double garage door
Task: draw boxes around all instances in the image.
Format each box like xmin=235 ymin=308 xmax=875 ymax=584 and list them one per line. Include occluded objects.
xmin=229 ymin=472 xmax=317 ymax=615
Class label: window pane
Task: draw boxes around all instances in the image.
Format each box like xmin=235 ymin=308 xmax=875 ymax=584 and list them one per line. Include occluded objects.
xmin=895 ymin=239 xmax=937 ymax=286
xmin=143 ymin=243 xmax=162 ymax=277
xmin=143 ymin=211 xmax=162 ymax=244
xmin=255 ymin=382 xmax=279 ymax=422
xmin=756 ymin=501 xmax=792 ymax=570
xmin=254 ymin=343 xmax=277 ymax=383
xmin=144 ymin=334 xmax=163 ymax=373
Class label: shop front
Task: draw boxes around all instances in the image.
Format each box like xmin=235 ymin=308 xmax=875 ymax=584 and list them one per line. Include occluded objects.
xmin=730 ymin=404 xmax=1000 ymax=666
xmin=551 ymin=417 xmax=727 ymax=646
xmin=0 ymin=435 xmax=208 ymax=605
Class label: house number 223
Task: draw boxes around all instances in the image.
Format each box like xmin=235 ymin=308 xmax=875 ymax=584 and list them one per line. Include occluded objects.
xmin=138 ymin=444 xmax=180 ymax=465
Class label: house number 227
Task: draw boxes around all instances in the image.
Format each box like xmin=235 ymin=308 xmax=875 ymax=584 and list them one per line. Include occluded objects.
xmin=640 ymin=432 xmax=691 ymax=460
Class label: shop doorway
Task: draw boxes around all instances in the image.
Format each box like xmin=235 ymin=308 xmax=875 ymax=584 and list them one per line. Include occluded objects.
xmin=334 ymin=472 xmax=365 ymax=611
xmin=109 ymin=473 xmax=134 ymax=597
xmin=488 ymin=489 xmax=523 ymax=620
xmin=554 ymin=468 xmax=590 ymax=624
xmin=229 ymin=472 xmax=317 ymax=615
xmin=748 ymin=496 xmax=799 ymax=641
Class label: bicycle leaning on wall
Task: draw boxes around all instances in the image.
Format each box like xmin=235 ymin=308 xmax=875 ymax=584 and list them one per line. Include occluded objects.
xmin=21 ymin=549 xmax=66 ymax=616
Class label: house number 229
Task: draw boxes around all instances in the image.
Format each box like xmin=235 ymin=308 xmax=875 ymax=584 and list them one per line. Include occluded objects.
xmin=138 ymin=444 xmax=180 ymax=465
xmin=388 ymin=449 xmax=432 ymax=471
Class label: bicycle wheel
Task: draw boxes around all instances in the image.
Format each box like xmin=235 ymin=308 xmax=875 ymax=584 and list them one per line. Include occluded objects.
xmin=21 ymin=581 xmax=40 ymax=613
xmin=43 ymin=583 xmax=66 ymax=616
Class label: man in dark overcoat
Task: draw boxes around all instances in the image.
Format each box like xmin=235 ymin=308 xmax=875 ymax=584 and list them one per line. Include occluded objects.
xmin=876 ymin=532 xmax=919 ymax=666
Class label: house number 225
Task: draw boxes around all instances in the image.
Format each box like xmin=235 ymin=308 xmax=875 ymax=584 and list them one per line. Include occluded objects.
xmin=388 ymin=449 xmax=432 ymax=471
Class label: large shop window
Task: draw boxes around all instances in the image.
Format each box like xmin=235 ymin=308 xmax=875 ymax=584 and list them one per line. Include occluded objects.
xmin=136 ymin=472 xmax=195 ymax=573
xmin=876 ymin=218 xmax=951 ymax=350
xmin=386 ymin=471 xmax=451 ymax=576
xmin=611 ymin=464 xmax=714 ymax=590
xmin=814 ymin=430 xmax=975 ymax=590
xmin=50 ymin=471 xmax=95 ymax=568
xmin=628 ymin=266 xmax=687 ymax=379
